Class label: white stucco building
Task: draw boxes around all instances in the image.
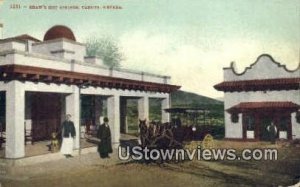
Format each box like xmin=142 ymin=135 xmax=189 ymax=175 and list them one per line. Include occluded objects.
xmin=215 ymin=54 xmax=300 ymax=141
xmin=0 ymin=25 xmax=180 ymax=159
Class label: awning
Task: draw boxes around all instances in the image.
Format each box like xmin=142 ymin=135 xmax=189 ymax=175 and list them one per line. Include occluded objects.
xmin=226 ymin=102 xmax=300 ymax=113
xmin=0 ymin=64 xmax=181 ymax=93
xmin=214 ymin=78 xmax=300 ymax=92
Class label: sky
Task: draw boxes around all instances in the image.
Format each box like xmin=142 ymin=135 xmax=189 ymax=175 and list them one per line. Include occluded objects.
xmin=0 ymin=0 xmax=299 ymax=98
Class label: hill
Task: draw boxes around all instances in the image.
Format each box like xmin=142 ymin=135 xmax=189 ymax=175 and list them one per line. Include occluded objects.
xmin=170 ymin=90 xmax=224 ymax=120
xmin=126 ymin=90 xmax=224 ymax=123
xmin=171 ymin=90 xmax=223 ymax=107
xmin=126 ymin=90 xmax=225 ymax=135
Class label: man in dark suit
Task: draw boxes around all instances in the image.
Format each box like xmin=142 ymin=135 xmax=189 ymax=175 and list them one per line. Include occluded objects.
xmin=267 ymin=122 xmax=277 ymax=144
xmin=97 ymin=117 xmax=112 ymax=158
xmin=60 ymin=114 xmax=76 ymax=158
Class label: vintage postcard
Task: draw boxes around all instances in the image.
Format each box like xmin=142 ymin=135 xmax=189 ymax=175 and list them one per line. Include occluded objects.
xmin=0 ymin=0 xmax=299 ymax=186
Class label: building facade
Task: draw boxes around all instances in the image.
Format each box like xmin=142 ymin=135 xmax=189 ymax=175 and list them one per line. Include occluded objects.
xmin=0 ymin=25 xmax=180 ymax=158
xmin=215 ymin=54 xmax=300 ymax=141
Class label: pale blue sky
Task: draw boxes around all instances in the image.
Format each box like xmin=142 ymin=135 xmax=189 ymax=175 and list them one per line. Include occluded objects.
xmin=0 ymin=0 xmax=299 ymax=97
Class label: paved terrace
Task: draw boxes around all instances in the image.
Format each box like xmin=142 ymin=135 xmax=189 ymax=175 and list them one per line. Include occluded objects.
xmin=0 ymin=133 xmax=139 ymax=175
xmin=0 ymin=148 xmax=125 ymax=181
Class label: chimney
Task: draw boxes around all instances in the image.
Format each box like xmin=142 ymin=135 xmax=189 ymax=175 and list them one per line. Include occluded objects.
xmin=26 ymin=40 xmax=34 ymax=53
xmin=0 ymin=23 xmax=3 ymax=39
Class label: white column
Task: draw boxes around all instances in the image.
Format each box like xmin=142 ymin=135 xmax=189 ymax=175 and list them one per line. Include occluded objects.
xmin=291 ymin=112 xmax=300 ymax=139
xmin=107 ymin=95 xmax=120 ymax=148
xmin=5 ymin=81 xmax=25 ymax=158
xmin=138 ymin=96 xmax=149 ymax=121
xmin=161 ymin=95 xmax=170 ymax=123
xmin=65 ymin=86 xmax=80 ymax=149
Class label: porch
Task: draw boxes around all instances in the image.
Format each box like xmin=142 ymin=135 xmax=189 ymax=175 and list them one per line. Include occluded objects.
xmin=0 ymin=138 xmax=95 ymax=158
xmin=227 ymin=102 xmax=300 ymax=140
xmin=0 ymin=80 xmax=170 ymax=159
xmin=0 ymin=133 xmax=138 ymax=158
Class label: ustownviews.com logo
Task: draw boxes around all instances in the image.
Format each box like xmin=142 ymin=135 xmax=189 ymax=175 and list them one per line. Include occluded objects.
xmin=118 ymin=146 xmax=278 ymax=161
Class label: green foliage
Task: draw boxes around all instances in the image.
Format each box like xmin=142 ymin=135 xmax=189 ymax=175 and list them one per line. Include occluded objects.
xmin=125 ymin=90 xmax=224 ymax=130
xmin=149 ymin=98 xmax=162 ymax=121
xmin=170 ymin=90 xmax=224 ymax=124
xmin=171 ymin=90 xmax=223 ymax=107
xmin=86 ymin=36 xmax=124 ymax=68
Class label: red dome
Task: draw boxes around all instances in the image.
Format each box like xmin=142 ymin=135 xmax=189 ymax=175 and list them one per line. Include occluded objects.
xmin=44 ymin=25 xmax=76 ymax=41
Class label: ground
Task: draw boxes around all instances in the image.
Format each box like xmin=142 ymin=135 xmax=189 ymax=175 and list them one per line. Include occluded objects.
xmin=1 ymin=140 xmax=300 ymax=187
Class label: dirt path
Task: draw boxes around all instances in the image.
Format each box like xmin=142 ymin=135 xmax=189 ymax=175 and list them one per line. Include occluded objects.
xmin=1 ymin=141 xmax=299 ymax=187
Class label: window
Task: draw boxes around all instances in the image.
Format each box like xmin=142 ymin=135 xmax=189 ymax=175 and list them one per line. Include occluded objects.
xmin=244 ymin=114 xmax=255 ymax=131
xmin=278 ymin=116 xmax=289 ymax=131
xmin=231 ymin=113 xmax=239 ymax=123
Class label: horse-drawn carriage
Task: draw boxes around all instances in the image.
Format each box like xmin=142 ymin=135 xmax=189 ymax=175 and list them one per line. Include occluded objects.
xmin=138 ymin=107 xmax=212 ymax=150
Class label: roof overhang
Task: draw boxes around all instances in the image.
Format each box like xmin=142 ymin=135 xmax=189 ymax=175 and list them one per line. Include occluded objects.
xmin=0 ymin=64 xmax=181 ymax=93
xmin=226 ymin=102 xmax=300 ymax=114
xmin=214 ymin=78 xmax=300 ymax=92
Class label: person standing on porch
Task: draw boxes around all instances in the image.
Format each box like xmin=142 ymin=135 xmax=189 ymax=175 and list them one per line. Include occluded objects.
xmin=267 ymin=122 xmax=277 ymax=144
xmin=97 ymin=117 xmax=112 ymax=158
xmin=60 ymin=114 xmax=76 ymax=158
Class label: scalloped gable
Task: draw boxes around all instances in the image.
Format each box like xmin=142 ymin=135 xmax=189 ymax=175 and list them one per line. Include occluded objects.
xmin=223 ymin=54 xmax=300 ymax=81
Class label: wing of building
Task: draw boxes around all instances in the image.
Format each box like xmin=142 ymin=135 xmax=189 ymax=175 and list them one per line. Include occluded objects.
xmin=0 ymin=25 xmax=180 ymax=159
xmin=214 ymin=54 xmax=300 ymax=141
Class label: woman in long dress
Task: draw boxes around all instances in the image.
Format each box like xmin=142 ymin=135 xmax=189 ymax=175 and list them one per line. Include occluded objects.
xmin=60 ymin=114 xmax=76 ymax=158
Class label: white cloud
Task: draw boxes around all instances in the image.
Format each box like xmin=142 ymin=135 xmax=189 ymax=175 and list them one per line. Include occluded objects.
xmin=119 ymin=30 xmax=299 ymax=98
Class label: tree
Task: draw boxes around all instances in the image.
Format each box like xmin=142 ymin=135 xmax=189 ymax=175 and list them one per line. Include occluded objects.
xmin=86 ymin=36 xmax=123 ymax=68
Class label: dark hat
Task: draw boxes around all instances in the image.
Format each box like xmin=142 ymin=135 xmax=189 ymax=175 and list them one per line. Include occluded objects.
xmin=104 ymin=117 xmax=109 ymax=122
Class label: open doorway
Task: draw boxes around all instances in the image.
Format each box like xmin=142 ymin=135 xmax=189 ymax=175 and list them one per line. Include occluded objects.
xmin=149 ymin=98 xmax=162 ymax=122
xmin=25 ymin=92 xmax=63 ymax=142
xmin=80 ymin=95 xmax=106 ymax=138
xmin=259 ymin=114 xmax=273 ymax=141
xmin=120 ymin=98 xmax=138 ymax=135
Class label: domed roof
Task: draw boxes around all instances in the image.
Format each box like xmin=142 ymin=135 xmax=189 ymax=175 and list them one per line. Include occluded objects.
xmin=44 ymin=25 xmax=76 ymax=41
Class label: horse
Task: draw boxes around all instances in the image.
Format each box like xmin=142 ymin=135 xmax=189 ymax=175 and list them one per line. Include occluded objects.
xmin=147 ymin=122 xmax=183 ymax=149
xmin=138 ymin=120 xmax=188 ymax=147
xmin=149 ymin=120 xmax=161 ymax=138
xmin=138 ymin=120 xmax=191 ymax=163
xmin=138 ymin=119 xmax=151 ymax=147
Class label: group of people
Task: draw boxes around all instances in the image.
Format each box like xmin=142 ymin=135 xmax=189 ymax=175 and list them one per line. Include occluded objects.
xmin=60 ymin=114 xmax=112 ymax=159
xmin=60 ymin=114 xmax=279 ymax=159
